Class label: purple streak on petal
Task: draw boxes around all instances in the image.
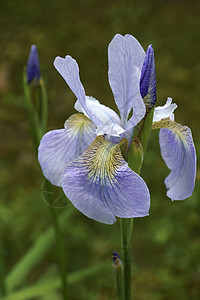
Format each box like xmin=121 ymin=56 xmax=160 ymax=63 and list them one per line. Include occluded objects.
xmin=108 ymin=34 xmax=146 ymax=127
xmin=140 ymin=45 xmax=156 ymax=109
xmin=159 ymin=126 xmax=196 ymax=200
xmin=62 ymin=136 xmax=150 ymax=224
xmin=27 ymin=45 xmax=40 ymax=83
xmin=38 ymin=114 xmax=96 ymax=186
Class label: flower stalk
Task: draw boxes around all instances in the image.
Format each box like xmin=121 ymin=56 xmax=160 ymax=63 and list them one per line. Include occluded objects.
xmin=0 ymin=236 xmax=6 ymax=297
xmin=113 ymin=252 xmax=123 ymax=300
xmin=119 ymin=116 xmax=152 ymax=300
xmin=49 ymin=202 xmax=68 ymax=300
xmin=120 ymin=218 xmax=133 ymax=300
xmin=23 ymin=49 xmax=68 ymax=299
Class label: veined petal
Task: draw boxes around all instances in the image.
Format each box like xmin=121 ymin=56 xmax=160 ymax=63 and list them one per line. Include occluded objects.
xmin=62 ymin=136 xmax=150 ymax=224
xmin=54 ymin=56 xmax=96 ymax=123
xmin=153 ymin=119 xmax=196 ymax=200
xmin=75 ymin=96 xmax=125 ymax=137
xmin=38 ymin=114 xmax=96 ymax=186
xmin=108 ymin=34 xmax=146 ymax=127
xmin=140 ymin=45 xmax=156 ymax=110
xmin=153 ymin=97 xmax=177 ymax=122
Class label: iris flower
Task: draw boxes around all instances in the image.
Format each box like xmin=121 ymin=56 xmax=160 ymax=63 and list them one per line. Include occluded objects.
xmin=38 ymin=34 xmax=196 ymax=224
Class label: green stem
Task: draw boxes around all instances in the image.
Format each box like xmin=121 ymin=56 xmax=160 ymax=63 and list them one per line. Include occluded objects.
xmin=120 ymin=218 xmax=133 ymax=300
xmin=6 ymin=207 xmax=73 ymax=292
xmin=114 ymin=266 xmax=123 ymax=300
xmin=39 ymin=78 xmax=48 ymax=133
xmin=23 ymin=69 xmax=68 ymax=299
xmin=23 ymin=69 xmax=43 ymax=152
xmin=0 ymin=236 xmax=6 ymax=297
xmin=2 ymin=262 xmax=109 ymax=300
xmin=49 ymin=207 xmax=68 ymax=299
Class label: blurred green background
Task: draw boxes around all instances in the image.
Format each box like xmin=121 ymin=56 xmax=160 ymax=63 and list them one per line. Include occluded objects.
xmin=0 ymin=0 xmax=200 ymax=299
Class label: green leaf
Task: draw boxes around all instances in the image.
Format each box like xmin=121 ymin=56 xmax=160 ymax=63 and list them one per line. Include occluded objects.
xmin=3 ymin=263 xmax=109 ymax=300
xmin=5 ymin=206 xmax=74 ymax=292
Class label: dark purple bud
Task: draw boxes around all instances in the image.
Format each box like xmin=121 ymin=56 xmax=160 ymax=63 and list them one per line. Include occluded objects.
xmin=112 ymin=251 xmax=122 ymax=269
xmin=27 ymin=45 xmax=40 ymax=83
xmin=140 ymin=45 xmax=156 ymax=109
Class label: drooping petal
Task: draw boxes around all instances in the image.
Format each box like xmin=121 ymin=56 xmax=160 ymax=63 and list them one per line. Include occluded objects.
xmin=140 ymin=45 xmax=156 ymax=110
xmin=75 ymin=96 xmax=125 ymax=137
xmin=62 ymin=136 xmax=150 ymax=224
xmin=153 ymin=98 xmax=177 ymax=122
xmin=108 ymin=34 xmax=146 ymax=127
xmin=38 ymin=114 xmax=96 ymax=186
xmin=153 ymin=119 xmax=196 ymax=200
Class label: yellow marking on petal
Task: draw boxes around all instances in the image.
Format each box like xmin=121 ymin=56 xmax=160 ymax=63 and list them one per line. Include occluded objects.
xmin=81 ymin=136 xmax=124 ymax=186
xmin=64 ymin=113 xmax=96 ymax=149
xmin=65 ymin=113 xmax=94 ymax=133
xmin=152 ymin=118 xmax=190 ymax=146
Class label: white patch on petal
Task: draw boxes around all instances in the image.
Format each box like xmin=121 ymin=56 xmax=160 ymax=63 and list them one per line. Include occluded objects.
xmin=153 ymin=97 xmax=178 ymax=122
xmin=75 ymin=95 xmax=124 ymax=136
xmin=96 ymin=121 xmax=125 ymax=137
xmin=74 ymin=98 xmax=88 ymax=116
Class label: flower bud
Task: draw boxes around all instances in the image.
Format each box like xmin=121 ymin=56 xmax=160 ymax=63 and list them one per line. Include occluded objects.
xmin=112 ymin=251 xmax=122 ymax=270
xmin=27 ymin=45 xmax=40 ymax=83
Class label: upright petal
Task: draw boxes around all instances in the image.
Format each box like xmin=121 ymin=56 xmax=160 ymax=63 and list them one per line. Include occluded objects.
xmin=62 ymin=136 xmax=150 ymax=224
xmin=153 ymin=119 xmax=196 ymax=200
xmin=54 ymin=56 xmax=93 ymax=121
xmin=140 ymin=45 xmax=156 ymax=110
xmin=38 ymin=114 xmax=96 ymax=186
xmin=54 ymin=56 xmax=123 ymax=133
xmin=108 ymin=34 xmax=146 ymax=127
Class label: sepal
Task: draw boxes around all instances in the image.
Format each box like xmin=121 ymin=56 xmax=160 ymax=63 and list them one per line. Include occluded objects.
xmin=62 ymin=136 xmax=150 ymax=224
xmin=38 ymin=114 xmax=96 ymax=186
xmin=152 ymin=118 xmax=196 ymax=200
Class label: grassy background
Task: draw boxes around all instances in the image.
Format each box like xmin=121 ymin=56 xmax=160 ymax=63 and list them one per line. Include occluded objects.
xmin=0 ymin=0 xmax=200 ymax=299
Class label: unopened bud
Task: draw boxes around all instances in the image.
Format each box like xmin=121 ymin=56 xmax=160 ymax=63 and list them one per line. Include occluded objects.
xmin=112 ymin=251 xmax=122 ymax=270
xmin=27 ymin=45 xmax=40 ymax=83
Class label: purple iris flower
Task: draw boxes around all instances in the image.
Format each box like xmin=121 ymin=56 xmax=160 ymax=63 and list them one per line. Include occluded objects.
xmin=27 ymin=45 xmax=40 ymax=83
xmin=38 ymin=34 xmax=196 ymax=224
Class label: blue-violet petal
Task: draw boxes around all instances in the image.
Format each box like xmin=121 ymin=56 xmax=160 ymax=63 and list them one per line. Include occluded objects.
xmin=159 ymin=123 xmax=196 ymax=200
xmin=62 ymin=136 xmax=150 ymax=224
xmin=108 ymin=34 xmax=146 ymax=128
xmin=38 ymin=114 xmax=96 ymax=186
